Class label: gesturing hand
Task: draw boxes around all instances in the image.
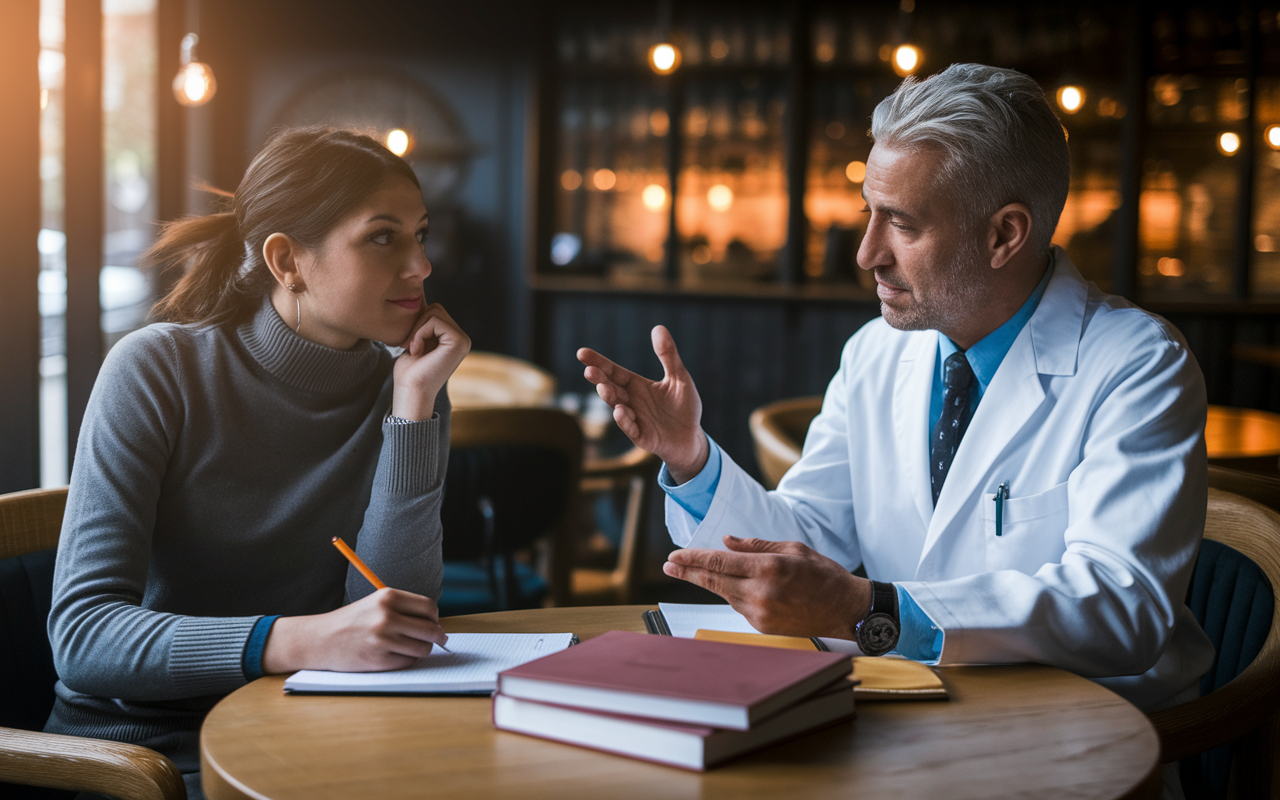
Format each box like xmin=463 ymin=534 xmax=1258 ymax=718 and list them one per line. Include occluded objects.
xmin=663 ymin=536 xmax=871 ymax=640
xmin=393 ymin=302 xmax=471 ymax=420
xmin=577 ymin=325 xmax=708 ymax=483
xmin=261 ymin=588 xmax=448 ymax=674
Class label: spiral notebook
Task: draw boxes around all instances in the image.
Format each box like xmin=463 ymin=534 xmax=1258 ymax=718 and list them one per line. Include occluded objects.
xmin=283 ymin=632 xmax=577 ymax=695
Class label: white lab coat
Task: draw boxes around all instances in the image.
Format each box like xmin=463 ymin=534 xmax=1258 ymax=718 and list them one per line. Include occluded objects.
xmin=668 ymin=249 xmax=1215 ymax=711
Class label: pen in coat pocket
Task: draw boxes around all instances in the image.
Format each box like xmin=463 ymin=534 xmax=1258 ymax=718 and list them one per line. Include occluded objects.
xmin=994 ymin=482 xmax=1009 ymax=536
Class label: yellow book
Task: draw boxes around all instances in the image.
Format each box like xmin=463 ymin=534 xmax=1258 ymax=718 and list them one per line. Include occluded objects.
xmin=693 ymin=629 xmax=947 ymax=700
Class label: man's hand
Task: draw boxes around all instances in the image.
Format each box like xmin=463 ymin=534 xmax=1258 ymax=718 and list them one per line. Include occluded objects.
xmin=663 ymin=536 xmax=872 ymax=640
xmin=577 ymin=325 xmax=708 ymax=483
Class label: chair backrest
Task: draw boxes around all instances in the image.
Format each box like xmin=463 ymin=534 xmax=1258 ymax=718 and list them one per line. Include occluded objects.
xmin=1149 ymin=488 xmax=1280 ymax=790
xmin=0 ymin=488 xmax=66 ymax=561
xmin=1207 ymin=465 xmax=1280 ymax=512
xmin=445 ymin=408 xmax=583 ymax=605
xmin=748 ymin=395 xmax=823 ymax=490
xmin=0 ymin=487 xmax=67 ymax=734
xmin=446 ymin=351 xmax=557 ymax=409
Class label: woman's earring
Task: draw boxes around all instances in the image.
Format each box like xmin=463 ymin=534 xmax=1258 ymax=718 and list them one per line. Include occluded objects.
xmin=286 ymin=283 xmax=302 ymax=333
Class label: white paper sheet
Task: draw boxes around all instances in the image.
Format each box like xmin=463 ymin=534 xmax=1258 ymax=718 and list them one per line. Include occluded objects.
xmin=657 ymin=603 xmax=863 ymax=656
xmin=283 ymin=632 xmax=576 ymax=694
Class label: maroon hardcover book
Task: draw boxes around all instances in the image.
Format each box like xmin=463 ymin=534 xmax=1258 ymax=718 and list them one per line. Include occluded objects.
xmin=496 ymin=630 xmax=852 ymax=730
xmin=492 ymin=679 xmax=855 ymax=770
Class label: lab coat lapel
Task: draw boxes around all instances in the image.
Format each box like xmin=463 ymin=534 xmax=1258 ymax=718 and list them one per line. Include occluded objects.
xmin=919 ymin=248 xmax=1086 ymax=562
xmin=893 ymin=331 xmax=937 ymax=531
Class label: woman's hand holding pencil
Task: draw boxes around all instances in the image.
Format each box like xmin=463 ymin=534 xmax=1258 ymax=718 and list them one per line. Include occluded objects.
xmin=259 ymin=538 xmax=450 ymax=674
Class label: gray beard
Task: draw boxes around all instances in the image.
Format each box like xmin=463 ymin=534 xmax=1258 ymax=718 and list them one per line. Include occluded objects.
xmin=878 ymin=240 xmax=990 ymax=335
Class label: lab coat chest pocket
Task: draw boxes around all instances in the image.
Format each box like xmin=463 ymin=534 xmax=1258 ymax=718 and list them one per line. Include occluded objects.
xmin=982 ymin=481 xmax=1070 ymax=573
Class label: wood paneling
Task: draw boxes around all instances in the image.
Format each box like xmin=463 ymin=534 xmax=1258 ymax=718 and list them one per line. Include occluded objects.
xmin=0 ymin=0 xmax=42 ymax=493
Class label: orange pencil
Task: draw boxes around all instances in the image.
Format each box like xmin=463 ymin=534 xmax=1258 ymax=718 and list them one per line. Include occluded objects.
xmin=330 ymin=536 xmax=451 ymax=652
xmin=332 ymin=536 xmax=387 ymax=589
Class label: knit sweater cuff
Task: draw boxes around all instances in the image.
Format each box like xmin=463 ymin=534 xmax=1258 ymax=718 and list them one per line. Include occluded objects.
xmin=377 ymin=415 xmax=442 ymax=494
xmin=169 ymin=615 xmax=262 ymax=696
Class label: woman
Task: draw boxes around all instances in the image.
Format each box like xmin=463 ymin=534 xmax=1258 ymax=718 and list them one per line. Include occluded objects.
xmin=44 ymin=127 xmax=467 ymax=799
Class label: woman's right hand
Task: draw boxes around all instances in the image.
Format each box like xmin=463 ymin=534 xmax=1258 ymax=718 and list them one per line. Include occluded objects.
xmin=260 ymin=588 xmax=448 ymax=674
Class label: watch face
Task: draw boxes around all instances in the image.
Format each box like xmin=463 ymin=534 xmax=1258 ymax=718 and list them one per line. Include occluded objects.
xmin=857 ymin=613 xmax=900 ymax=657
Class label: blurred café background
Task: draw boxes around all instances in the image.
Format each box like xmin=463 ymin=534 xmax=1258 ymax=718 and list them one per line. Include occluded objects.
xmin=3 ymin=0 xmax=1280 ymax=604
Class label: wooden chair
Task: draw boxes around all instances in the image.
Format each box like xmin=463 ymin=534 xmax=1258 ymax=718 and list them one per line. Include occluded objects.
xmin=446 ymin=351 xmax=557 ymax=409
xmin=0 ymin=487 xmax=186 ymax=800
xmin=748 ymin=395 xmax=823 ymax=490
xmin=570 ymin=447 xmax=661 ymax=605
xmin=1148 ymin=488 xmax=1280 ymax=798
xmin=1208 ymin=465 xmax=1280 ymax=512
xmin=441 ymin=408 xmax=583 ymax=611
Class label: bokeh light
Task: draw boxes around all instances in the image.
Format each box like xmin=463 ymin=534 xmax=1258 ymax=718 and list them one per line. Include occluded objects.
xmin=642 ymin=184 xmax=668 ymax=211
xmin=892 ymin=45 xmax=921 ymax=76
xmin=649 ymin=43 xmax=681 ymax=74
xmin=707 ymin=184 xmax=734 ymax=212
xmin=385 ymin=129 xmax=410 ymax=156
xmin=1056 ymin=86 xmax=1085 ymax=114
xmin=593 ymin=168 xmax=617 ymax=190
xmin=173 ymin=62 xmax=216 ymax=106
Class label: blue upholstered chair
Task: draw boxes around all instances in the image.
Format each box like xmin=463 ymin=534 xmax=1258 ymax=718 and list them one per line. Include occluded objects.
xmin=0 ymin=486 xmax=186 ymax=800
xmin=1150 ymin=482 xmax=1280 ymax=799
xmin=437 ymin=407 xmax=583 ymax=616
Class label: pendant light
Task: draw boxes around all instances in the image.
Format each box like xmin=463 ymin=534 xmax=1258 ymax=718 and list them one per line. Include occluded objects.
xmin=173 ymin=32 xmax=216 ymax=107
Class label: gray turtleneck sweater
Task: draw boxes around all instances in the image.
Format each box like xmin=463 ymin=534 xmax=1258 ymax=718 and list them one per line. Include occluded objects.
xmin=44 ymin=298 xmax=448 ymax=779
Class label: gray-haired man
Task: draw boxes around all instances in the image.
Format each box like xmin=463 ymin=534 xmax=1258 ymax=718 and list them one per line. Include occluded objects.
xmin=579 ymin=64 xmax=1213 ymax=743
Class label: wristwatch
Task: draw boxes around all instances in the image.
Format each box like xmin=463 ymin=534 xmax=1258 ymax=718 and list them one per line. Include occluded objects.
xmin=855 ymin=580 xmax=901 ymax=656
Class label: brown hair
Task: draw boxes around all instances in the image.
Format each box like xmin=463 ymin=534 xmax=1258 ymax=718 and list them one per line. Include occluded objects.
xmin=147 ymin=127 xmax=421 ymax=326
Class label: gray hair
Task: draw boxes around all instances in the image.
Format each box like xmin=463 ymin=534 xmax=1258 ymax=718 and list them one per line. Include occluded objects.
xmin=870 ymin=63 xmax=1070 ymax=256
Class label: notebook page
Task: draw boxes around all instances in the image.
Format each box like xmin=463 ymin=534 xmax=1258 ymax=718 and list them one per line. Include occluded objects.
xmin=658 ymin=603 xmax=760 ymax=638
xmin=284 ymin=632 xmax=575 ymax=694
xmin=658 ymin=603 xmax=863 ymax=656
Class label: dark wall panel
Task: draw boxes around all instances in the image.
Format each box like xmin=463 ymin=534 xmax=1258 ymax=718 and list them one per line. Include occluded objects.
xmin=534 ymin=292 xmax=878 ymax=475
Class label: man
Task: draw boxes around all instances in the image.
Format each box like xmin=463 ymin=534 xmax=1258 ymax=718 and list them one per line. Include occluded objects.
xmin=578 ymin=64 xmax=1214 ymax=717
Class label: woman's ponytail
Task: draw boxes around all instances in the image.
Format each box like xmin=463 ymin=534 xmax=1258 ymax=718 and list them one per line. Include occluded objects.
xmin=147 ymin=212 xmax=266 ymax=326
xmin=146 ymin=126 xmax=422 ymax=328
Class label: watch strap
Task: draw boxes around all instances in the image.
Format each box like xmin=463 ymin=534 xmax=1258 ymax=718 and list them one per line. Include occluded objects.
xmin=869 ymin=580 xmax=898 ymax=622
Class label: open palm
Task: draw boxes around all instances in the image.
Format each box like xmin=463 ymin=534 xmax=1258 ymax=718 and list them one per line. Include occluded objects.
xmin=577 ymin=325 xmax=708 ymax=481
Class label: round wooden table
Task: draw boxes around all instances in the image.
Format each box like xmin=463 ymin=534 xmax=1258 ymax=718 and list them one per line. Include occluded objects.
xmin=1206 ymin=404 xmax=1280 ymax=460
xmin=201 ymin=606 xmax=1161 ymax=800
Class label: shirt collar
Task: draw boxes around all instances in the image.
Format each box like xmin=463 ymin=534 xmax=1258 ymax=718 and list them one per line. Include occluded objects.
xmin=938 ymin=253 xmax=1056 ymax=392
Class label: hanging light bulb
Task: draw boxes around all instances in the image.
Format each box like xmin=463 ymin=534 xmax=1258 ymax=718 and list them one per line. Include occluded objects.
xmin=892 ymin=44 xmax=921 ymax=77
xmin=1266 ymin=125 xmax=1280 ymax=151
xmin=385 ymin=129 xmax=411 ymax=156
xmin=173 ymin=33 xmax=217 ymax=107
xmin=1056 ymin=86 xmax=1086 ymax=114
xmin=649 ymin=42 xmax=682 ymax=74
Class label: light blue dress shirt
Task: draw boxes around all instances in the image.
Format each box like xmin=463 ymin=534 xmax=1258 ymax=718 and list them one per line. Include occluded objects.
xmin=660 ymin=260 xmax=1055 ymax=661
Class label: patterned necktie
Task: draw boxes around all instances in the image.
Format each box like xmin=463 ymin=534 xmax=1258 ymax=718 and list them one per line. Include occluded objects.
xmin=930 ymin=352 xmax=974 ymax=506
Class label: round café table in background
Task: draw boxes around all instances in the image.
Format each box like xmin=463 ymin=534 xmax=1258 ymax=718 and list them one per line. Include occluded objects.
xmin=1206 ymin=404 xmax=1280 ymax=461
xmin=201 ymin=606 xmax=1161 ymax=800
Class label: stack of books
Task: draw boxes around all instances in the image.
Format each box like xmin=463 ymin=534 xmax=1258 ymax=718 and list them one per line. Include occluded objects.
xmin=491 ymin=630 xmax=856 ymax=770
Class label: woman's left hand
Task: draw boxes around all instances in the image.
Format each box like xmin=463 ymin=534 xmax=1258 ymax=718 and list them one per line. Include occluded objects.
xmin=392 ymin=302 xmax=470 ymax=420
